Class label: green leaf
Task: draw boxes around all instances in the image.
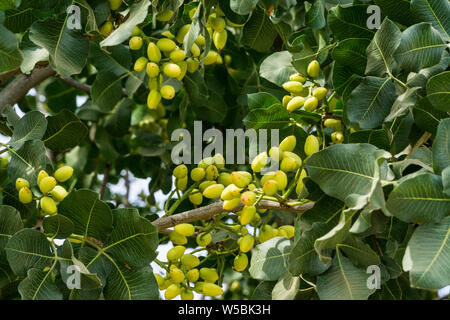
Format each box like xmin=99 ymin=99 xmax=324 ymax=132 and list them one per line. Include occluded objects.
xmin=349 ymin=129 xmax=390 ymax=151
xmin=332 ymin=38 xmax=370 ymax=76
xmin=271 ymin=272 xmax=300 ymax=300
xmin=7 ymin=139 xmax=47 ymax=187
xmin=19 ymin=33 xmax=49 ymax=74
xmin=433 ymin=118 xmax=450 ymax=174
xmin=100 ymin=0 xmax=151 ymax=47
xmin=305 ymin=0 xmax=326 ymax=30
xmin=242 ymin=7 xmax=277 ymax=52
xmin=259 ymin=51 xmax=296 ymax=86
xmin=29 ymin=15 xmax=89 ymax=77
xmin=385 ymin=87 xmax=421 ymax=122
xmin=5 ymin=229 xmax=53 ymax=278
xmin=316 ymin=250 xmax=376 ymax=300
xmin=349 ymin=210 xmax=387 ymax=236
xmin=244 ymin=104 xmax=291 ymax=129
xmin=251 ymin=281 xmax=276 ymax=300
xmin=8 ymin=111 xmax=47 ymax=149
xmin=18 ymin=268 xmax=62 ymax=300
xmin=0 ymin=24 xmax=23 ymax=72
xmin=289 ymin=222 xmax=332 ymax=276
xmin=403 ymin=216 xmax=450 ymax=289
xmin=0 ymin=205 xmax=23 ymax=252
xmin=305 ymin=144 xmax=391 ymax=210
xmin=339 ymin=235 xmax=381 ymax=268
xmin=374 ymin=0 xmax=414 ymax=27
xmin=1 ymin=183 xmax=36 ymax=219
xmin=386 ymin=172 xmax=450 ymax=224
xmin=104 ymin=208 xmax=158 ymax=267
xmin=89 ymin=43 xmax=132 ymax=77
xmin=314 ymin=209 xmax=356 ymax=264
xmin=327 ymin=5 xmax=375 ymax=41
xmin=347 ymin=76 xmax=397 ymax=129
xmin=104 ymin=98 xmax=133 ymax=137
xmin=249 ymin=237 xmax=292 ymax=281
xmin=103 ymin=266 xmax=159 ymax=300
xmin=394 ymin=23 xmax=446 ymax=73
xmin=298 ymin=195 xmax=344 ymax=227
xmin=58 ymin=189 xmax=113 ymax=244
xmin=42 ymin=109 xmax=88 ymax=151
xmin=230 ymin=0 xmax=258 ymax=15
xmin=411 ymin=0 xmax=450 ymax=41
xmin=42 ymin=215 xmax=75 ymax=239
xmin=44 ymin=79 xmax=77 ymax=113
xmin=413 ymin=96 xmax=447 ymax=135
xmin=426 ymin=71 xmax=450 ymax=112
xmin=365 ymin=18 xmax=402 ymax=77
xmin=91 ymin=71 xmax=128 ymax=111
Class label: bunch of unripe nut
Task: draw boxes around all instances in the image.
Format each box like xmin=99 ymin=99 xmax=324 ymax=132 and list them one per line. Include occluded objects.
xmin=154 ymin=237 xmax=224 ymax=300
xmin=160 ymin=136 xmax=313 ymax=299
xmin=114 ymin=6 xmax=230 ymax=111
xmin=16 ymin=165 xmax=74 ymax=215
xmin=282 ymin=60 xmax=345 ymax=145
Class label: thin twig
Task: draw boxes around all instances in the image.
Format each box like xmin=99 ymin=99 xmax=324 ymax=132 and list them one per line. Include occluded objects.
xmin=123 ymin=170 xmax=130 ymax=207
xmin=99 ymin=163 xmax=112 ymax=200
xmin=58 ymin=76 xmax=91 ymax=94
xmin=406 ymin=132 xmax=432 ymax=159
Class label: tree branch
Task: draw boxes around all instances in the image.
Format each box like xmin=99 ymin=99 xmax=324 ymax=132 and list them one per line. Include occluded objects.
xmin=152 ymin=200 xmax=314 ymax=231
xmin=0 ymin=68 xmax=21 ymax=85
xmin=0 ymin=65 xmax=56 ymax=111
xmin=99 ymin=163 xmax=112 ymax=200
xmin=58 ymin=76 xmax=91 ymax=94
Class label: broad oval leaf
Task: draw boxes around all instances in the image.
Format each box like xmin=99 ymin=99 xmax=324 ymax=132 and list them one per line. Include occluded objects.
xmin=365 ymin=18 xmax=402 ymax=77
xmin=347 ymin=76 xmax=397 ymax=129
xmin=327 ymin=5 xmax=375 ymax=41
xmin=249 ymin=237 xmax=292 ymax=281
xmin=29 ymin=15 xmax=89 ymax=77
xmin=0 ymin=205 xmax=23 ymax=252
xmin=426 ymin=71 xmax=450 ymax=112
xmin=8 ymin=110 xmax=47 ymax=149
xmin=289 ymin=222 xmax=332 ymax=276
xmin=0 ymin=24 xmax=23 ymax=72
xmin=42 ymin=215 xmax=75 ymax=239
xmin=259 ymin=51 xmax=296 ymax=86
xmin=58 ymin=189 xmax=113 ymax=244
xmin=5 ymin=229 xmax=53 ymax=277
xmin=316 ymin=251 xmax=377 ymax=300
xmin=42 ymin=109 xmax=88 ymax=151
xmin=242 ymin=7 xmax=277 ymax=52
xmin=7 ymin=139 xmax=47 ymax=187
xmin=18 ymin=268 xmax=62 ymax=300
xmin=103 ymin=266 xmax=159 ymax=300
xmin=411 ymin=0 xmax=450 ymax=41
xmin=100 ymin=0 xmax=151 ymax=47
xmin=395 ymin=23 xmax=446 ymax=73
xmin=305 ymin=144 xmax=391 ymax=210
xmin=104 ymin=208 xmax=158 ymax=267
xmin=433 ymin=118 xmax=450 ymax=174
xmin=403 ymin=216 xmax=450 ymax=289
xmin=386 ymin=172 xmax=450 ymax=224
